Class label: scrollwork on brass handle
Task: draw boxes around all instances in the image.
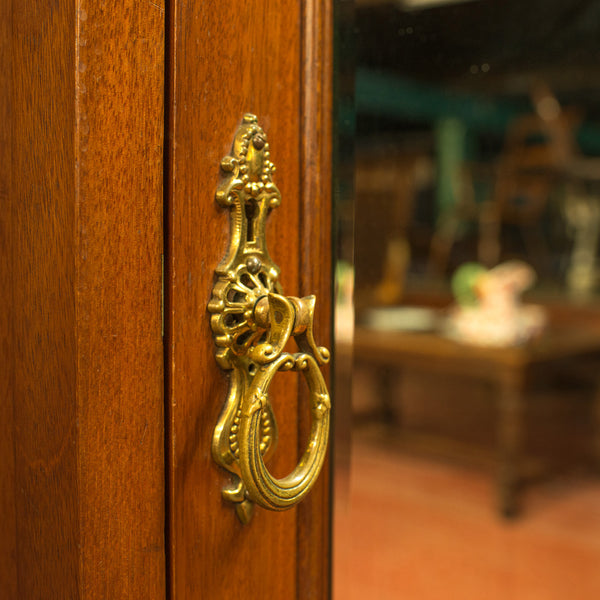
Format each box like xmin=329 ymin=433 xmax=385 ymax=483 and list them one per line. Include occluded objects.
xmin=208 ymin=114 xmax=331 ymax=524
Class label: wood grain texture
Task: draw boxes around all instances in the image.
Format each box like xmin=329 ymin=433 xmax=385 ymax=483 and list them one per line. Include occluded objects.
xmin=1 ymin=1 xmax=166 ymax=597
xmin=0 ymin=0 xmax=18 ymax=596
xmin=297 ymin=1 xmax=334 ymax=599
xmin=75 ymin=1 xmax=166 ymax=597
xmin=165 ymin=1 xmax=332 ymax=598
xmin=9 ymin=3 xmax=79 ymax=596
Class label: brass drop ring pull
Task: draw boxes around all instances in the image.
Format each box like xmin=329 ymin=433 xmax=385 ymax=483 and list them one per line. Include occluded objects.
xmin=240 ymin=350 xmax=330 ymax=511
xmin=208 ymin=115 xmax=331 ymax=523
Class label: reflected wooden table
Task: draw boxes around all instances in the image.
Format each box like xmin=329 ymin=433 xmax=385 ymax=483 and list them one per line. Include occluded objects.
xmin=353 ymin=325 xmax=600 ymax=517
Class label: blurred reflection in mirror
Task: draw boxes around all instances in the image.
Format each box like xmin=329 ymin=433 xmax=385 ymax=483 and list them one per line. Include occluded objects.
xmin=335 ymin=1 xmax=600 ymax=598
xmin=333 ymin=0 xmax=356 ymax=530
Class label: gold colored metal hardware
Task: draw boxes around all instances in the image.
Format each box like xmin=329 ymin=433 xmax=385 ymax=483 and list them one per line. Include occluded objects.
xmin=208 ymin=114 xmax=331 ymax=524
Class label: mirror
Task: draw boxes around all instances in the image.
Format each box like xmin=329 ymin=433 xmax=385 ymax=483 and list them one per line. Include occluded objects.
xmin=334 ymin=1 xmax=600 ymax=597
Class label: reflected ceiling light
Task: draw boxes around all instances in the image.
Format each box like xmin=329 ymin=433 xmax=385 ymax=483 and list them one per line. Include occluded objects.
xmin=398 ymin=0 xmax=479 ymax=9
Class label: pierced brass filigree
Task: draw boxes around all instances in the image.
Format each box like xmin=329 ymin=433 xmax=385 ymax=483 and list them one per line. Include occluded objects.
xmin=208 ymin=114 xmax=331 ymax=524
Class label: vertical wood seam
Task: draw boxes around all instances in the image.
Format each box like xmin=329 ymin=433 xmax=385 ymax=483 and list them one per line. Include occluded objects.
xmin=298 ymin=1 xmax=333 ymax=598
xmin=74 ymin=4 xmax=83 ymax=594
xmin=8 ymin=23 xmax=18 ymax=579
xmin=164 ymin=0 xmax=176 ymax=596
xmin=7 ymin=4 xmax=19 ymax=595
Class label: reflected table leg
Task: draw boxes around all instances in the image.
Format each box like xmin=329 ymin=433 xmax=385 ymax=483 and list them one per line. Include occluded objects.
xmin=593 ymin=379 xmax=600 ymax=473
xmin=497 ymin=373 xmax=524 ymax=518
xmin=377 ymin=366 xmax=399 ymax=425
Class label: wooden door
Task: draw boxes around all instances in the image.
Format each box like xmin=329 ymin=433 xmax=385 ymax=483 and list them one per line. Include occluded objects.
xmin=1 ymin=1 xmax=332 ymax=598
xmin=165 ymin=2 xmax=333 ymax=598
xmin=1 ymin=2 xmax=166 ymax=597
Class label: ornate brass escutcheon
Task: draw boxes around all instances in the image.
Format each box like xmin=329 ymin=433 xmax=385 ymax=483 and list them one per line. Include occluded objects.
xmin=208 ymin=114 xmax=331 ymax=524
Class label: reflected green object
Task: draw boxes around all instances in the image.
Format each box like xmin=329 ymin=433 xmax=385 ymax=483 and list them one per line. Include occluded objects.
xmin=436 ymin=117 xmax=467 ymax=215
xmin=451 ymin=263 xmax=487 ymax=307
xmin=355 ymin=68 xmax=600 ymax=155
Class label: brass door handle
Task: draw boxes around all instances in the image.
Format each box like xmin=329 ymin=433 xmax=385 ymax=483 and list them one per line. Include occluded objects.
xmin=208 ymin=114 xmax=331 ymax=524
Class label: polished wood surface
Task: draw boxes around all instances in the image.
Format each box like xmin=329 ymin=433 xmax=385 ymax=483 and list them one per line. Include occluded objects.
xmin=2 ymin=1 xmax=332 ymax=596
xmin=0 ymin=0 xmax=18 ymax=595
xmin=76 ymin=3 xmax=166 ymax=596
xmin=165 ymin=1 xmax=332 ymax=597
xmin=5 ymin=3 xmax=79 ymax=595
xmin=297 ymin=2 xmax=333 ymax=597
xmin=0 ymin=2 xmax=166 ymax=597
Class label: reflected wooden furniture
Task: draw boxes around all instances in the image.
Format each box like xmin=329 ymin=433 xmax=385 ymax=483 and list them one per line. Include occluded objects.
xmin=429 ymin=89 xmax=583 ymax=275
xmin=353 ymin=325 xmax=600 ymax=517
xmin=479 ymin=104 xmax=582 ymax=269
xmin=355 ymin=150 xmax=432 ymax=308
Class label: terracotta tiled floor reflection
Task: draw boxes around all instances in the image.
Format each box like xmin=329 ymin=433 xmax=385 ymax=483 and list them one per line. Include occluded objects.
xmin=333 ymin=428 xmax=600 ymax=600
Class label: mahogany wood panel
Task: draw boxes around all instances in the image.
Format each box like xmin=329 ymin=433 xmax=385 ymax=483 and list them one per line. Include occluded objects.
xmin=165 ymin=1 xmax=332 ymax=598
xmin=4 ymin=3 xmax=79 ymax=596
xmin=0 ymin=0 xmax=17 ymax=595
xmin=0 ymin=1 xmax=166 ymax=597
xmin=297 ymin=2 xmax=334 ymax=598
xmin=76 ymin=2 xmax=166 ymax=597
